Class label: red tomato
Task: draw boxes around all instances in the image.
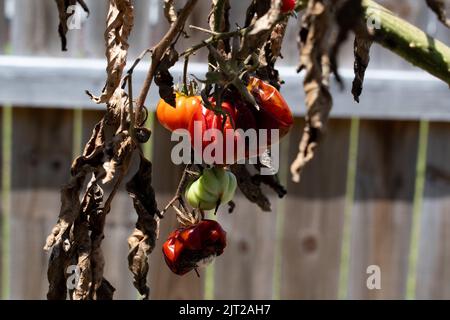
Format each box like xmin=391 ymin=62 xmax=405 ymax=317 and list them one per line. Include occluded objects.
xmin=247 ymin=77 xmax=294 ymax=142
xmin=281 ymin=0 xmax=296 ymax=13
xmin=156 ymin=93 xmax=202 ymax=132
xmin=188 ymin=99 xmax=258 ymax=164
xmin=162 ymin=220 xmax=227 ymax=275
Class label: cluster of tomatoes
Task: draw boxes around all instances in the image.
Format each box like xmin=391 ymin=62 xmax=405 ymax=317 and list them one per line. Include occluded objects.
xmin=157 ymin=76 xmax=294 ymax=275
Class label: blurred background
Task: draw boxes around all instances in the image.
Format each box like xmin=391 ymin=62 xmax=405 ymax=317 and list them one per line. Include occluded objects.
xmin=0 ymin=0 xmax=450 ymax=300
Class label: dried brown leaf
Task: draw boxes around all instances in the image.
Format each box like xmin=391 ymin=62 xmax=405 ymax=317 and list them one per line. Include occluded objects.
xmin=291 ymin=0 xmax=333 ymax=183
xmin=352 ymin=34 xmax=373 ymax=102
xmin=126 ymin=155 xmax=160 ymax=299
xmin=54 ymin=0 xmax=89 ymax=51
xmin=154 ymin=47 xmax=179 ymax=107
xmin=426 ymin=0 xmax=450 ymax=28
xmin=230 ymin=165 xmax=271 ymax=211
xmin=89 ymin=0 xmax=134 ymax=104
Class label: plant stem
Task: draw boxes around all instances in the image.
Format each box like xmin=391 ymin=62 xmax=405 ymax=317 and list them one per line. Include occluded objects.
xmin=362 ymin=0 xmax=450 ymax=85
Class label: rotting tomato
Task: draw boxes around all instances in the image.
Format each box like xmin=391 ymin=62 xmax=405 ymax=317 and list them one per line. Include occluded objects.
xmin=247 ymin=77 xmax=294 ymax=142
xmin=162 ymin=219 xmax=227 ymax=275
xmin=156 ymin=92 xmax=202 ymax=132
xmin=281 ymin=0 xmax=296 ymax=13
xmin=185 ymin=167 xmax=237 ymax=211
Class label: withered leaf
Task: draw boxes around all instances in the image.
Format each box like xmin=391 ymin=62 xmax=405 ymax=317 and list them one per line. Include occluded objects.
xmin=230 ymin=164 xmax=271 ymax=211
xmin=154 ymin=47 xmax=179 ymax=107
xmin=89 ymin=0 xmax=134 ymax=104
xmin=54 ymin=0 xmax=90 ymax=51
xmin=126 ymin=155 xmax=160 ymax=299
xmin=352 ymin=34 xmax=373 ymax=102
xmin=291 ymin=0 xmax=333 ymax=183
xmin=426 ymin=0 xmax=450 ymax=28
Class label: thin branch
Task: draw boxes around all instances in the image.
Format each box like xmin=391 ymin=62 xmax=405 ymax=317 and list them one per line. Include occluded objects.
xmin=135 ymin=0 xmax=199 ymax=123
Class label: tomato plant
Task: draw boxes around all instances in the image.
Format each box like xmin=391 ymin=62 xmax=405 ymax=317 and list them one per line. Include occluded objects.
xmin=162 ymin=220 xmax=227 ymax=275
xmin=185 ymin=167 xmax=237 ymax=211
xmin=156 ymin=93 xmax=202 ymax=132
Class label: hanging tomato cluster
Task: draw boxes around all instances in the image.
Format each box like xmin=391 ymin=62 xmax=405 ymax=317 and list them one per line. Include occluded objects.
xmin=157 ymin=77 xmax=293 ymax=276
xmin=157 ymin=77 xmax=293 ymax=164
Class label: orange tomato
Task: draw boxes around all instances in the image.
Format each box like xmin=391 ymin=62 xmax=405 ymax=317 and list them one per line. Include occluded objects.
xmin=156 ymin=93 xmax=202 ymax=132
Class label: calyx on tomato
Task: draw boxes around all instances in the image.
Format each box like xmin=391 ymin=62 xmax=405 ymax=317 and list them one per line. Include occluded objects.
xmin=247 ymin=77 xmax=294 ymax=141
xmin=162 ymin=219 xmax=227 ymax=275
xmin=156 ymin=92 xmax=202 ymax=132
xmin=185 ymin=167 xmax=237 ymax=211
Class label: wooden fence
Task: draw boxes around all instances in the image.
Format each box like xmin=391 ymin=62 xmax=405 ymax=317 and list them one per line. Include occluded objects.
xmin=0 ymin=0 xmax=450 ymax=300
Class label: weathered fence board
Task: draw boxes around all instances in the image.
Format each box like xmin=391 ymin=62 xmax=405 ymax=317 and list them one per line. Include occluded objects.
xmin=416 ymin=123 xmax=450 ymax=299
xmin=0 ymin=106 xmax=3 ymax=294
xmin=0 ymin=0 xmax=7 ymax=53
xmin=149 ymin=120 xmax=204 ymax=300
xmin=214 ymin=192 xmax=278 ymax=300
xmin=280 ymin=119 xmax=350 ymax=299
xmin=10 ymin=107 xmax=73 ymax=299
xmin=348 ymin=120 xmax=419 ymax=299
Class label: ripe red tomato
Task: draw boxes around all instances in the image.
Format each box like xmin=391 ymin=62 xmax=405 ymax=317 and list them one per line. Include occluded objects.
xmin=156 ymin=93 xmax=202 ymax=132
xmin=247 ymin=77 xmax=294 ymax=141
xmin=188 ymin=99 xmax=258 ymax=163
xmin=162 ymin=220 xmax=227 ymax=275
xmin=281 ymin=0 xmax=296 ymax=13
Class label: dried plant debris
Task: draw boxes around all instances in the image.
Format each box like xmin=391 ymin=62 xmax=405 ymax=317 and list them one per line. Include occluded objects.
xmin=154 ymin=47 xmax=179 ymax=107
xmin=230 ymin=165 xmax=271 ymax=211
xmin=426 ymin=0 xmax=450 ymax=28
xmin=126 ymin=155 xmax=160 ymax=299
xmin=291 ymin=0 xmax=333 ymax=183
xmin=88 ymin=0 xmax=134 ymax=104
xmin=352 ymin=34 xmax=373 ymax=102
xmin=54 ymin=0 xmax=89 ymax=51
xmin=329 ymin=0 xmax=364 ymax=86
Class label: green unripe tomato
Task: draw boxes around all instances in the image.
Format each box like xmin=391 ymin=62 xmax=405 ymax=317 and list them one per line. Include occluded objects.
xmin=185 ymin=167 xmax=237 ymax=210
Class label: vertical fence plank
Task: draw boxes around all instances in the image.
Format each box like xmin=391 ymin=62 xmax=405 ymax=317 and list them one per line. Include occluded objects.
xmin=416 ymin=123 xmax=450 ymax=299
xmin=0 ymin=0 xmax=6 ymax=53
xmin=128 ymin=0 xmax=151 ymax=58
xmin=149 ymin=120 xmax=204 ymax=300
xmin=83 ymin=0 xmax=108 ymax=58
xmin=214 ymin=192 xmax=278 ymax=300
xmin=279 ymin=119 xmax=350 ymax=299
xmin=10 ymin=107 xmax=73 ymax=299
xmin=348 ymin=120 xmax=419 ymax=299
xmin=0 ymin=106 xmax=3 ymax=294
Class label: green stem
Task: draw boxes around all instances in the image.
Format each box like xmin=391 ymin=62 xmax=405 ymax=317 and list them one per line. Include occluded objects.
xmin=362 ymin=0 xmax=450 ymax=85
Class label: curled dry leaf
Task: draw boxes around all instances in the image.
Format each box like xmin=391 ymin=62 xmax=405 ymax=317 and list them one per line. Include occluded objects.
xmin=89 ymin=0 xmax=134 ymax=104
xmin=126 ymin=155 xmax=160 ymax=299
xmin=102 ymin=132 xmax=134 ymax=184
xmin=291 ymin=0 xmax=333 ymax=183
xmin=230 ymin=164 xmax=272 ymax=211
xmin=54 ymin=0 xmax=89 ymax=51
xmin=154 ymin=47 xmax=179 ymax=107
xmin=328 ymin=0 xmax=364 ymax=86
xmin=239 ymin=0 xmax=284 ymax=60
xmin=352 ymin=33 xmax=373 ymax=102
xmin=426 ymin=0 xmax=450 ymax=28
